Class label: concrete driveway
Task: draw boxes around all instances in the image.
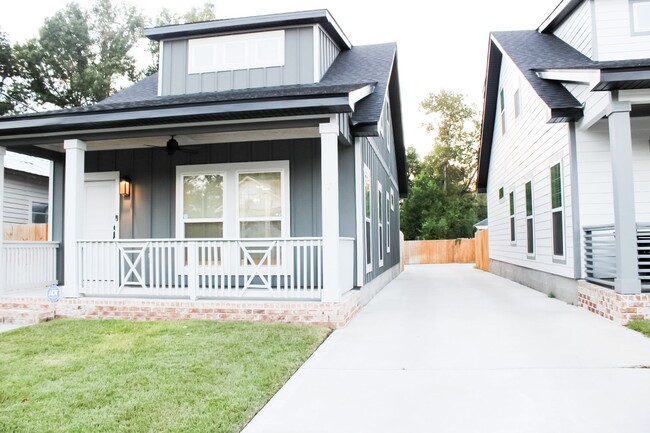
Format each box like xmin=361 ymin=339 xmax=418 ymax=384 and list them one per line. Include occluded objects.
xmin=243 ymin=264 xmax=650 ymax=433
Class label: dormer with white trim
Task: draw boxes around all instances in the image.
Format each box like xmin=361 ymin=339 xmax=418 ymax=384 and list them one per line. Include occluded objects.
xmin=144 ymin=10 xmax=350 ymax=96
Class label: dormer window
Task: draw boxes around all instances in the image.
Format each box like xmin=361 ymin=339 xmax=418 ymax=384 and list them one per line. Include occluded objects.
xmin=631 ymin=0 xmax=650 ymax=34
xmin=188 ymin=30 xmax=285 ymax=74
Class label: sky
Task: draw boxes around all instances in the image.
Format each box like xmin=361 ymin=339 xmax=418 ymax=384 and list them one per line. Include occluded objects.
xmin=0 ymin=0 xmax=561 ymax=156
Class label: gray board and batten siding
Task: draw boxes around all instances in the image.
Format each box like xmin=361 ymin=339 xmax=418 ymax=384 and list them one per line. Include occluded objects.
xmin=162 ymin=27 xmax=320 ymax=96
xmin=84 ymin=138 xmax=357 ymax=242
xmin=3 ymin=169 xmax=49 ymax=225
xmin=362 ymin=100 xmax=401 ymax=284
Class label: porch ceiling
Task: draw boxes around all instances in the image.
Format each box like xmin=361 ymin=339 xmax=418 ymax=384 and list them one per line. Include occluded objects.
xmin=1 ymin=115 xmax=328 ymax=150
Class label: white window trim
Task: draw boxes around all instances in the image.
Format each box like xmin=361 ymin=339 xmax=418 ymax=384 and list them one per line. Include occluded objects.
xmin=30 ymin=199 xmax=49 ymax=225
xmin=364 ymin=164 xmax=372 ymax=273
xmin=525 ymin=179 xmax=535 ymax=258
xmin=175 ymin=161 xmax=290 ymax=239
xmin=386 ymin=191 xmax=391 ymax=254
xmin=500 ymin=89 xmax=506 ymax=135
xmin=550 ymin=161 xmax=566 ymax=261
xmin=187 ymin=30 xmax=285 ymax=75
xmin=377 ymin=180 xmax=384 ymax=268
xmin=509 ymin=190 xmax=516 ymax=245
xmin=630 ymin=0 xmax=650 ymax=35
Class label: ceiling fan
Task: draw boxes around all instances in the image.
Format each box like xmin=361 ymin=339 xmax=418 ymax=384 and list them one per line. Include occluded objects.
xmin=148 ymin=135 xmax=198 ymax=155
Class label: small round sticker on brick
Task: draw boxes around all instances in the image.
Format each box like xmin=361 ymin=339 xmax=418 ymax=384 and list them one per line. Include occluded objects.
xmin=47 ymin=285 xmax=61 ymax=303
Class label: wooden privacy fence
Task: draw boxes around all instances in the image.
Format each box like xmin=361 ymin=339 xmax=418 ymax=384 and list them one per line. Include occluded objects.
xmin=3 ymin=224 xmax=48 ymax=241
xmin=402 ymin=230 xmax=490 ymax=271
xmin=474 ymin=229 xmax=489 ymax=271
xmin=403 ymin=239 xmax=476 ymax=265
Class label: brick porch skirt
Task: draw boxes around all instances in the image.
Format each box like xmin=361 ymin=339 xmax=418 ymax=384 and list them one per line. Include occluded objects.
xmin=578 ymin=280 xmax=650 ymax=324
xmin=0 ymin=294 xmax=363 ymax=328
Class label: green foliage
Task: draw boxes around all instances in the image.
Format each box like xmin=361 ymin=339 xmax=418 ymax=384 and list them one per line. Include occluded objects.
xmin=146 ymin=1 xmax=217 ymax=75
xmin=401 ymin=90 xmax=486 ymax=240
xmin=627 ymin=319 xmax=650 ymax=338
xmin=0 ymin=319 xmax=329 ymax=432
xmin=0 ymin=31 xmax=16 ymax=115
xmin=11 ymin=0 xmax=145 ymax=111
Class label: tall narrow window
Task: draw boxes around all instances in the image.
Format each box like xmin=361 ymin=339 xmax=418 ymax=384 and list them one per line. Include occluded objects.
xmin=525 ymin=181 xmax=534 ymax=255
xmin=182 ymin=174 xmax=224 ymax=238
xmin=500 ymin=89 xmax=506 ymax=135
xmin=550 ymin=163 xmax=564 ymax=257
xmin=364 ymin=165 xmax=372 ymax=272
xmin=509 ymin=191 xmax=515 ymax=243
xmin=514 ymin=89 xmax=521 ymax=119
xmin=377 ymin=181 xmax=384 ymax=267
xmin=386 ymin=191 xmax=391 ymax=254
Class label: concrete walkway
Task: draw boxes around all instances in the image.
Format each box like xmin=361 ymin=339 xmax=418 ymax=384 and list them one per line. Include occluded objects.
xmin=243 ymin=264 xmax=650 ymax=433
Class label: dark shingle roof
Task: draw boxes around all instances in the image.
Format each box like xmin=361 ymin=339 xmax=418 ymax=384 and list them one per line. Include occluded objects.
xmin=0 ymin=43 xmax=395 ymax=129
xmin=491 ymin=31 xmax=584 ymax=112
xmin=478 ymin=29 xmax=650 ymax=192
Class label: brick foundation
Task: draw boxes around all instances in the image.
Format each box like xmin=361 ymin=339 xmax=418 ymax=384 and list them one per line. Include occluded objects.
xmin=577 ymin=280 xmax=650 ymax=324
xmin=0 ymin=293 xmax=364 ymax=328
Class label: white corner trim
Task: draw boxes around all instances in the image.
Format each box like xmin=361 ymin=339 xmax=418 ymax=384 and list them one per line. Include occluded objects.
xmin=313 ymin=25 xmax=320 ymax=83
xmin=157 ymin=40 xmax=164 ymax=96
xmin=349 ymin=84 xmax=376 ymax=110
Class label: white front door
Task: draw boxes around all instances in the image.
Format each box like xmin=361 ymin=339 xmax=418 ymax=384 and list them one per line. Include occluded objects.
xmin=83 ymin=172 xmax=120 ymax=240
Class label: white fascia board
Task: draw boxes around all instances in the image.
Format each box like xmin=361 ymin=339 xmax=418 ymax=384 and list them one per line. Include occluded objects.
xmin=348 ymin=84 xmax=376 ymax=111
xmin=618 ymin=89 xmax=650 ymax=104
xmin=536 ymin=69 xmax=602 ymax=89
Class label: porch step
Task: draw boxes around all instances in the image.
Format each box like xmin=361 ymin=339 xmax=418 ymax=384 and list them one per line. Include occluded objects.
xmin=0 ymin=309 xmax=53 ymax=325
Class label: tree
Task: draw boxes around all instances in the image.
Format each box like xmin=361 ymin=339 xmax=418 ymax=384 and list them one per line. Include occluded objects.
xmin=0 ymin=31 xmax=16 ymax=115
xmin=11 ymin=0 xmax=145 ymax=111
xmin=146 ymin=1 xmax=217 ymax=75
xmin=400 ymin=90 xmax=485 ymax=240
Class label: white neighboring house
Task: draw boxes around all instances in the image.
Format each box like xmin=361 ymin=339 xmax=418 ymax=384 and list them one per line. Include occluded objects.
xmin=3 ymin=152 xmax=51 ymax=227
xmin=478 ymin=0 xmax=650 ymax=322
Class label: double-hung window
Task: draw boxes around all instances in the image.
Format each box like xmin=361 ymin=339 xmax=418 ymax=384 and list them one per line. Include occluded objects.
xmin=525 ymin=181 xmax=534 ymax=256
xmin=550 ymin=163 xmax=564 ymax=257
xmin=364 ymin=165 xmax=372 ymax=272
xmin=177 ymin=161 xmax=289 ymax=240
xmin=377 ymin=181 xmax=384 ymax=267
xmin=386 ymin=191 xmax=391 ymax=254
xmin=31 ymin=202 xmax=49 ymax=224
xmin=631 ymin=0 xmax=650 ymax=34
xmin=509 ymin=191 xmax=516 ymax=243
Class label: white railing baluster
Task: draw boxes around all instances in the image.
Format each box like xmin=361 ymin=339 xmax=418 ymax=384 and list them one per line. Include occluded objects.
xmin=1 ymin=242 xmax=59 ymax=292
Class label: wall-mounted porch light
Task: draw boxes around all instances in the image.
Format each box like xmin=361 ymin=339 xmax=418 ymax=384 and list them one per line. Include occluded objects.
xmin=119 ymin=177 xmax=131 ymax=198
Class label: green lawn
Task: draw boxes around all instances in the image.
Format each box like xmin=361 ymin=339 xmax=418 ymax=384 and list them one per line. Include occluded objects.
xmin=627 ymin=319 xmax=650 ymax=338
xmin=0 ymin=319 xmax=330 ymax=433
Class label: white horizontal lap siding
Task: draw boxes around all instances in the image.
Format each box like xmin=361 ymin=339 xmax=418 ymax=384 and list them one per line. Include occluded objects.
xmin=487 ymin=56 xmax=575 ymax=278
xmin=3 ymin=173 xmax=49 ymax=224
xmin=594 ymin=0 xmax=650 ymax=60
xmin=554 ymin=0 xmax=593 ymax=58
xmin=575 ymin=116 xmax=650 ymax=228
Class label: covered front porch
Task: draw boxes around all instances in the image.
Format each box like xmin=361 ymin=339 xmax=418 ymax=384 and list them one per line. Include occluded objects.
xmin=0 ymin=113 xmax=359 ymax=303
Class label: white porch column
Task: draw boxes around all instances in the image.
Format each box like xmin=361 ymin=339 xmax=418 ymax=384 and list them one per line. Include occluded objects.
xmin=320 ymin=119 xmax=340 ymax=302
xmin=0 ymin=146 xmax=5 ymax=293
xmin=63 ymin=139 xmax=86 ymax=297
xmin=607 ymin=102 xmax=641 ymax=294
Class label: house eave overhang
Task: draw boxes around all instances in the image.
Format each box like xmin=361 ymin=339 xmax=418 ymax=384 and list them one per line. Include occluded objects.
xmin=144 ymin=9 xmax=352 ymax=50
xmin=536 ymin=67 xmax=650 ymax=91
xmin=0 ymin=96 xmax=354 ymax=139
xmin=538 ymin=0 xmax=584 ymax=33
xmin=477 ymin=39 xmax=502 ymax=194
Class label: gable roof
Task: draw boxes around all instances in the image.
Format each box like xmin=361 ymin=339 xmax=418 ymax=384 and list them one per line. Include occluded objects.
xmin=477 ymin=29 xmax=650 ymax=192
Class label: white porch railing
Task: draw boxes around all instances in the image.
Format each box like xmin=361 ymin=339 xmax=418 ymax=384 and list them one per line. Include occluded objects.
xmin=78 ymin=238 xmax=324 ymax=299
xmin=1 ymin=242 xmax=59 ymax=292
xmin=583 ymin=224 xmax=650 ymax=291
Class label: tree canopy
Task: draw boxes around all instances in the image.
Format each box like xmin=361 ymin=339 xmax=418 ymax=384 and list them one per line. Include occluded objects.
xmin=2 ymin=0 xmax=217 ymax=114
xmin=400 ymin=90 xmax=486 ymax=240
